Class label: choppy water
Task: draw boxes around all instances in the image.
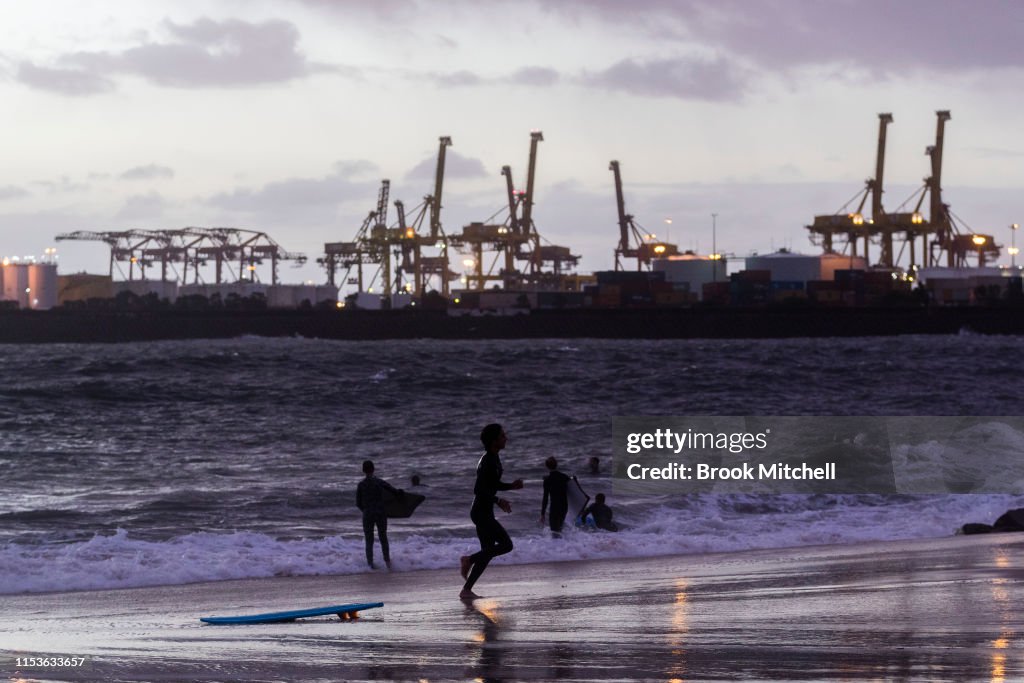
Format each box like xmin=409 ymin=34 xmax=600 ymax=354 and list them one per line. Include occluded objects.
xmin=1 ymin=335 xmax=1023 ymax=594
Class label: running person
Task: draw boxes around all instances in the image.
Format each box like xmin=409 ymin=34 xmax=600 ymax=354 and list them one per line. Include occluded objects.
xmin=459 ymin=423 xmax=523 ymax=599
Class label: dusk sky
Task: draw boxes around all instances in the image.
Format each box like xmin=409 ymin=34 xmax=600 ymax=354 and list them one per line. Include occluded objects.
xmin=2 ymin=0 xmax=1022 ymax=287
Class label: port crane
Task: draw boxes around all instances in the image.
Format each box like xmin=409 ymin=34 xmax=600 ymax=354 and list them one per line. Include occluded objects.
xmin=452 ymin=130 xmax=580 ymax=291
xmin=56 ymin=228 xmax=306 ymax=285
xmin=609 ymin=160 xmax=680 ymax=270
xmin=807 ymin=111 xmax=999 ymax=270
xmin=322 ymin=137 xmax=458 ymax=300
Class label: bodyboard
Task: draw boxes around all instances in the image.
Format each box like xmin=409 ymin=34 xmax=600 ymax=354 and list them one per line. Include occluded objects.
xmin=382 ymin=489 xmax=425 ymax=518
xmin=200 ymin=602 xmax=383 ymax=625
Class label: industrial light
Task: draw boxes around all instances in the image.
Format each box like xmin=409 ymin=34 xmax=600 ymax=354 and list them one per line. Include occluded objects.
xmin=653 ymin=245 xmax=666 ymax=255
xmin=336 ymin=301 xmax=345 ymax=309
xmin=462 ymin=258 xmax=475 ymax=268
xmin=454 ymin=297 xmax=461 ymax=304
xmin=709 ymin=253 xmax=722 ymax=261
xmin=912 ymin=212 xmax=924 ymax=225
xmin=971 ymin=235 xmax=987 ymax=246
xmin=850 ymin=213 xmax=864 ymax=225
xmin=405 ymin=228 xmax=415 ymax=239
xmin=1009 ymin=247 xmax=1020 ymax=256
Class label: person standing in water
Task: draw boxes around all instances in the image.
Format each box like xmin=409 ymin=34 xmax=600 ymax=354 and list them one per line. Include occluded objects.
xmin=356 ymin=460 xmax=399 ymax=569
xmin=540 ymin=456 xmax=570 ymax=535
xmin=460 ymin=423 xmax=523 ymax=599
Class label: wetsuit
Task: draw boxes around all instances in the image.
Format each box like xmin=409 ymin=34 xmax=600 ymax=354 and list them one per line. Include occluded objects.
xmin=356 ymin=475 xmax=399 ymax=567
xmin=464 ymin=451 xmax=516 ymax=592
xmin=583 ymin=501 xmax=618 ymax=532
xmin=541 ymin=470 xmax=571 ymax=532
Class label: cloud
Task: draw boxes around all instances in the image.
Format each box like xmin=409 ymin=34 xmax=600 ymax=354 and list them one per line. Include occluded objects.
xmin=0 ymin=185 xmax=30 ymax=201
xmin=31 ymin=176 xmax=89 ymax=194
xmin=16 ymin=61 xmax=115 ymax=96
xmin=19 ymin=18 xmax=338 ymax=95
xmin=508 ymin=66 xmax=560 ymax=87
xmin=405 ymin=150 xmax=488 ymax=181
xmin=115 ymin=192 xmax=169 ymax=221
xmin=120 ymin=164 xmax=175 ymax=181
xmin=206 ymin=161 xmax=379 ymax=214
xmin=580 ymin=56 xmax=748 ymax=101
xmin=544 ymin=0 xmax=1024 ymax=76
xmin=426 ymin=69 xmax=483 ymax=87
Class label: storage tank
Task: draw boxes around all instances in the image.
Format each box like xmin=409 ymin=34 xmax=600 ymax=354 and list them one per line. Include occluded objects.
xmin=744 ymin=251 xmax=868 ymax=283
xmin=652 ymin=253 xmax=727 ymax=301
xmin=1 ymin=262 xmax=29 ymax=308
xmin=27 ymin=263 xmax=58 ymax=309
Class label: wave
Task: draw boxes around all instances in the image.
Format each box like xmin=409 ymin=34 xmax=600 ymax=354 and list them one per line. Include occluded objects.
xmin=4 ymin=493 xmax=1021 ymax=595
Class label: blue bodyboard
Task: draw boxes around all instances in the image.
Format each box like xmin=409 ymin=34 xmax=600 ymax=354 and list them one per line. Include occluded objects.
xmin=200 ymin=601 xmax=383 ymax=624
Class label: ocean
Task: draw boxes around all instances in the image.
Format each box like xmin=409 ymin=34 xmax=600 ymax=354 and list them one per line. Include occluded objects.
xmin=2 ymin=334 xmax=1023 ymax=595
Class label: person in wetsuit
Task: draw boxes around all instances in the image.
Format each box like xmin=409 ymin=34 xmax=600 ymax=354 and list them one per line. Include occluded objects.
xmin=459 ymin=423 xmax=523 ymax=599
xmin=540 ymin=456 xmax=571 ymax=535
xmin=356 ymin=460 xmax=400 ymax=569
xmin=583 ymin=493 xmax=618 ymax=532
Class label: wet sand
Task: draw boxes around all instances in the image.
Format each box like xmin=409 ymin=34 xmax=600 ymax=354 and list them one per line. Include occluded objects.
xmin=4 ymin=533 xmax=1024 ymax=682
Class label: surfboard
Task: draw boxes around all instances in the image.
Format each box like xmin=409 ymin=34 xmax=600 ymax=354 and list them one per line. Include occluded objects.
xmin=200 ymin=602 xmax=383 ymax=625
xmin=567 ymin=476 xmax=590 ymax=522
xmin=382 ymin=489 xmax=425 ymax=518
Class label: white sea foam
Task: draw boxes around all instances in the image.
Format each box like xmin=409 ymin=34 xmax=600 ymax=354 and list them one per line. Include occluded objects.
xmin=4 ymin=494 xmax=1022 ymax=595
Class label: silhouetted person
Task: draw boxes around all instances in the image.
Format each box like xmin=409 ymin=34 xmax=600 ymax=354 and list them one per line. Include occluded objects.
xmin=460 ymin=423 xmax=523 ymax=599
xmin=583 ymin=493 xmax=618 ymax=532
xmin=356 ymin=460 xmax=399 ymax=569
xmin=411 ymin=474 xmax=422 ymax=486
xmin=588 ymin=456 xmax=601 ymax=474
xmin=540 ymin=456 xmax=571 ymax=535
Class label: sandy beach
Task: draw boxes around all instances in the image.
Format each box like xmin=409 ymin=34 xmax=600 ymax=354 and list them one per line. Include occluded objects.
xmin=4 ymin=532 xmax=1024 ymax=682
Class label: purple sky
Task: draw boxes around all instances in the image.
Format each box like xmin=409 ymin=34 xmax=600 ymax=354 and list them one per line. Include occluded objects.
xmin=1 ymin=0 xmax=1022 ymax=286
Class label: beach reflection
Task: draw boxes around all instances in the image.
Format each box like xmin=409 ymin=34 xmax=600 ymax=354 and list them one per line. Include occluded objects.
xmin=667 ymin=578 xmax=690 ymax=682
xmin=465 ymin=599 xmax=503 ymax=682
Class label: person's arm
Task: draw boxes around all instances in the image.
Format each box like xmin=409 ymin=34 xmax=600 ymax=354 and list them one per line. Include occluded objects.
xmin=356 ymin=481 xmax=364 ymax=512
xmin=380 ymin=478 xmax=402 ymax=497
xmin=540 ymin=477 xmax=550 ymax=520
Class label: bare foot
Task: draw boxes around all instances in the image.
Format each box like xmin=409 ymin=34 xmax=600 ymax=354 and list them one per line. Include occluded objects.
xmin=459 ymin=555 xmax=472 ymax=579
xmin=459 ymin=589 xmax=481 ymax=600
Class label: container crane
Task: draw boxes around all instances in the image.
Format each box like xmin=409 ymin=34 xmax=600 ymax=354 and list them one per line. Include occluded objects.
xmin=609 ymin=160 xmax=679 ymax=270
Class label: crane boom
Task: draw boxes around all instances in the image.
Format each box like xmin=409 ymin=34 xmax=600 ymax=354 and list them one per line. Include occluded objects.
xmin=609 ymin=160 xmax=631 ymax=254
xmin=521 ymin=131 xmax=543 ymax=234
xmin=429 ymin=136 xmax=452 ymax=239
xmin=501 ymin=165 xmax=520 ymax=234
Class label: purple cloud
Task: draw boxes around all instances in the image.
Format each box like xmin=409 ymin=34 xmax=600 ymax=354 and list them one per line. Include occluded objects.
xmin=19 ymin=18 xmax=340 ymax=95
xmin=16 ymin=61 xmax=115 ymax=96
xmin=405 ymin=150 xmax=488 ymax=181
xmin=0 ymin=185 xmax=29 ymax=201
xmin=581 ymin=56 xmax=747 ymax=101
xmin=120 ymin=164 xmax=175 ymax=181
xmin=115 ymin=192 xmax=169 ymax=221
xmin=206 ymin=161 xmax=379 ymax=214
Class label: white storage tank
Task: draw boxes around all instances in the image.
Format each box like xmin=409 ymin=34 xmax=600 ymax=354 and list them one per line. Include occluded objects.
xmin=27 ymin=263 xmax=58 ymax=309
xmin=2 ymin=262 xmax=30 ymax=308
xmin=652 ymin=253 xmax=727 ymax=301
xmin=744 ymin=251 xmax=868 ymax=283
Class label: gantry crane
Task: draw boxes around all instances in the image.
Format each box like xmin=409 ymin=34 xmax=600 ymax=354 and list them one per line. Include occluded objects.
xmin=57 ymin=228 xmax=306 ymax=285
xmin=610 ymin=160 xmax=679 ymax=270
